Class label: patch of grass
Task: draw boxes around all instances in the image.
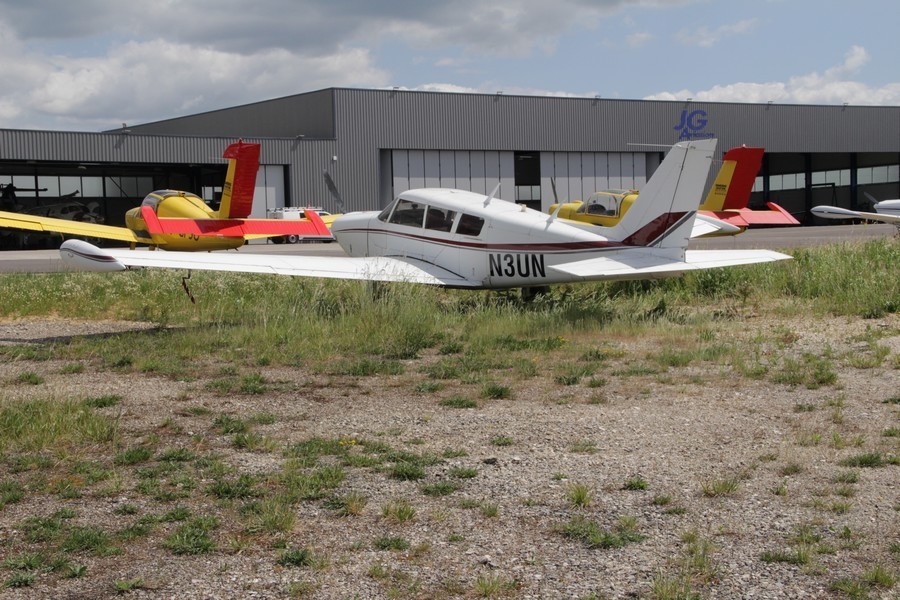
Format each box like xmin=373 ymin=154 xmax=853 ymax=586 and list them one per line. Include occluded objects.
xmin=0 ymin=397 xmax=117 ymax=453
xmin=61 ymin=526 xmax=121 ymax=557
xmin=390 ymin=461 xmax=426 ymax=481
xmin=373 ymin=536 xmax=409 ymax=551
xmin=245 ymin=496 xmax=296 ymax=533
xmin=381 ymin=498 xmax=416 ymax=522
xmin=700 ymin=475 xmax=741 ymax=497
xmin=566 ymin=483 xmax=593 ymax=508
xmin=324 ymin=491 xmax=368 ymax=516
xmin=840 ymin=453 xmax=886 ymax=468
xmin=779 ymin=462 xmax=804 ymax=476
xmin=760 ymin=547 xmax=811 ymax=565
xmin=163 ymin=516 xmax=218 ymax=555
xmin=278 ymin=547 xmax=314 ymax=568
xmin=0 ymin=480 xmax=25 ymax=509
xmin=421 ymin=481 xmax=460 ymax=497
xmin=84 ymin=394 xmax=122 ymax=408
xmin=440 ymin=396 xmax=478 ymax=409
xmin=569 ymin=440 xmax=598 ymax=454
xmin=4 ymin=571 xmax=36 ymax=588
xmin=481 ymin=383 xmax=511 ymax=399
xmin=113 ymin=578 xmax=145 ymax=594
xmin=113 ymin=445 xmax=154 ymax=465
xmin=448 ymin=467 xmax=478 ymax=479
xmin=623 ymin=476 xmax=648 ymax=491
xmin=558 ymin=515 xmax=644 ymax=549
xmin=14 ymin=371 xmax=44 ymax=385
xmin=414 ymin=381 xmax=444 ymax=394
xmin=212 ymin=413 xmax=249 ymax=435
xmin=490 ymin=436 xmax=513 ymax=447
xmin=207 ymin=473 xmax=261 ymax=499
xmin=474 ymin=573 xmax=516 ymax=597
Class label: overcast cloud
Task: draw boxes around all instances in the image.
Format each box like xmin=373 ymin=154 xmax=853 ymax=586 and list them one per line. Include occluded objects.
xmin=0 ymin=0 xmax=897 ymax=130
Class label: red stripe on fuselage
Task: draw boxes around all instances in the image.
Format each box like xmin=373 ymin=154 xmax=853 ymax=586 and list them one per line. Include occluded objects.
xmin=620 ymin=212 xmax=688 ymax=246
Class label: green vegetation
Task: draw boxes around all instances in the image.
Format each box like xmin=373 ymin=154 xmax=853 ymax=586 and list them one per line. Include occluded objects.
xmin=558 ymin=515 xmax=645 ymax=549
xmin=0 ymin=240 xmax=897 ymax=596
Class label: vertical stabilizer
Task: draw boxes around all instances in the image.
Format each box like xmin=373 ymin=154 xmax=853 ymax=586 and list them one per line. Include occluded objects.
xmin=604 ymin=138 xmax=716 ymax=250
xmin=217 ymin=140 xmax=261 ymax=219
xmin=700 ymin=146 xmax=764 ymax=211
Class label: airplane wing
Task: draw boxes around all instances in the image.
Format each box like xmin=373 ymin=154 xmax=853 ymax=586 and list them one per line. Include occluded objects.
xmin=0 ymin=210 xmax=149 ymax=244
xmin=548 ymin=248 xmax=791 ymax=282
xmin=59 ymin=239 xmax=478 ymax=287
xmin=812 ymin=205 xmax=900 ymax=225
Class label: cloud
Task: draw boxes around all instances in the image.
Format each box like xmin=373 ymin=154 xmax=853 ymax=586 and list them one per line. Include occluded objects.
xmin=0 ymin=0 xmax=702 ymax=128
xmin=626 ymin=32 xmax=653 ymax=47
xmin=675 ymin=18 xmax=758 ymax=48
xmin=645 ymin=45 xmax=900 ymax=105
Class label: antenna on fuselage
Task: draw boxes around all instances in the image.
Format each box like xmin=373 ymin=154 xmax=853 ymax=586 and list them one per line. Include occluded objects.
xmin=484 ymin=182 xmax=501 ymax=206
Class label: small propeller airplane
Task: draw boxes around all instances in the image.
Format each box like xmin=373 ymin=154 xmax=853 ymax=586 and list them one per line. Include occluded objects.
xmin=60 ymin=138 xmax=791 ymax=293
xmin=549 ymin=146 xmax=799 ymax=238
xmin=0 ymin=141 xmax=332 ymax=251
xmin=812 ymin=194 xmax=900 ymax=230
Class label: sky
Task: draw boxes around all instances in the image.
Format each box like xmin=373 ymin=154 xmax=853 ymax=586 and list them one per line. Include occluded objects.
xmin=0 ymin=0 xmax=898 ymax=132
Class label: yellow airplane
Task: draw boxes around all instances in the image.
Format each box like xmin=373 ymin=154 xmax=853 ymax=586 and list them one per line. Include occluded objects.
xmin=549 ymin=146 xmax=799 ymax=235
xmin=0 ymin=141 xmax=332 ymax=251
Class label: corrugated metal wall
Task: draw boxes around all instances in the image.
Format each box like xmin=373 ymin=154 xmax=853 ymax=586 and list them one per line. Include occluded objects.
xmin=3 ymin=88 xmax=899 ymax=213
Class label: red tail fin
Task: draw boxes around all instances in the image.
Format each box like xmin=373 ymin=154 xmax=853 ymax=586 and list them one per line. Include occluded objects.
xmin=218 ymin=140 xmax=260 ymax=219
xmin=720 ymin=146 xmax=764 ymax=210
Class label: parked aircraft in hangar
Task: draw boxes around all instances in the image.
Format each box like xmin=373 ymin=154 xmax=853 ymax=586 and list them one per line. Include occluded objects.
xmin=0 ymin=141 xmax=332 ymax=251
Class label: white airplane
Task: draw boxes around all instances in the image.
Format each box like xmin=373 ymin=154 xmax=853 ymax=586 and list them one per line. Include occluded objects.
xmin=812 ymin=195 xmax=900 ymax=228
xmin=59 ymin=138 xmax=790 ymax=292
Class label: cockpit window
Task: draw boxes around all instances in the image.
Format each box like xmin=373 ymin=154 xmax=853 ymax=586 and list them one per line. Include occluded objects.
xmin=377 ymin=200 xmax=395 ymax=222
xmin=424 ymin=207 xmax=456 ymax=232
xmin=577 ymin=191 xmax=627 ymax=217
xmin=388 ymin=199 xmax=425 ymax=228
xmin=455 ymin=213 xmax=484 ymax=236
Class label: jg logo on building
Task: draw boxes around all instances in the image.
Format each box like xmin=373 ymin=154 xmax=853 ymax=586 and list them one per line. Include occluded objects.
xmin=673 ymin=109 xmax=715 ymax=140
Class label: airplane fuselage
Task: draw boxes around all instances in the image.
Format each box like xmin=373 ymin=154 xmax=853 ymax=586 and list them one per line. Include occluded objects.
xmin=331 ymin=188 xmax=673 ymax=289
xmin=125 ymin=191 xmax=245 ymax=251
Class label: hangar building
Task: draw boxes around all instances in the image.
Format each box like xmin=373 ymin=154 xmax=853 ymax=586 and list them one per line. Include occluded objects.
xmin=1 ymin=87 xmax=899 ymax=247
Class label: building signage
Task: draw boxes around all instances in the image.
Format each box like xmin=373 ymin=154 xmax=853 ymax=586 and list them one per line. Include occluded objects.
xmin=673 ymin=109 xmax=714 ymax=141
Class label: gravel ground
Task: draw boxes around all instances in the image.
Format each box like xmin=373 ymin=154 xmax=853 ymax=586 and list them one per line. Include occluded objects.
xmin=0 ymin=313 xmax=897 ymax=599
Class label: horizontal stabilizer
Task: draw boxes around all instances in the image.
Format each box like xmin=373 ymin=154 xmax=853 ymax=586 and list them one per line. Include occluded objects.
xmin=141 ymin=206 xmax=333 ymax=239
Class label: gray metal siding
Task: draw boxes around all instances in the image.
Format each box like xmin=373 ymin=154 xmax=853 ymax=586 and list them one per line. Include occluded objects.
xmin=123 ymin=89 xmax=337 ymax=139
xmin=3 ymin=87 xmax=900 ymax=213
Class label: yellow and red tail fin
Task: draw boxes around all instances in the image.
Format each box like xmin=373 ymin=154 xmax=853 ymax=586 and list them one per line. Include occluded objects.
xmin=699 ymin=146 xmax=764 ymax=211
xmin=217 ymin=140 xmax=261 ymax=219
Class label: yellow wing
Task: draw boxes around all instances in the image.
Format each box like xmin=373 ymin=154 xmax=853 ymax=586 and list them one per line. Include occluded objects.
xmin=0 ymin=210 xmax=151 ymax=244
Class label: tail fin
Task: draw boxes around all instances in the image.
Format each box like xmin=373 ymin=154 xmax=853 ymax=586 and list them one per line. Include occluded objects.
xmin=217 ymin=140 xmax=261 ymax=219
xmin=605 ymin=138 xmax=717 ymax=250
xmin=699 ymin=146 xmax=763 ymax=211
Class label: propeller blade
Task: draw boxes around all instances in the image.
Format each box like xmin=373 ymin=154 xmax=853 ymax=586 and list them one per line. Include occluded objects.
xmin=323 ymin=170 xmax=346 ymax=213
